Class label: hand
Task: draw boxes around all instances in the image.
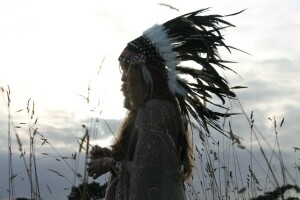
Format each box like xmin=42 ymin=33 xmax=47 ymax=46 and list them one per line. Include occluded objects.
xmin=87 ymin=157 xmax=115 ymax=179
xmin=89 ymin=145 xmax=112 ymax=160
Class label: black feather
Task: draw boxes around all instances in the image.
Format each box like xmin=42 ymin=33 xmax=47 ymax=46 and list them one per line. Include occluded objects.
xmin=163 ymin=8 xmax=245 ymax=135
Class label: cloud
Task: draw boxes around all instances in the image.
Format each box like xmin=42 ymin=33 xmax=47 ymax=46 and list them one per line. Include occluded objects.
xmin=0 ymin=147 xmax=88 ymax=199
xmin=0 ymin=117 xmax=120 ymax=200
xmin=203 ymin=56 xmax=300 ymax=142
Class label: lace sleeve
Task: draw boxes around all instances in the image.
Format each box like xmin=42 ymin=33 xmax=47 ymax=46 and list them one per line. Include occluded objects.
xmin=130 ymin=100 xmax=185 ymax=200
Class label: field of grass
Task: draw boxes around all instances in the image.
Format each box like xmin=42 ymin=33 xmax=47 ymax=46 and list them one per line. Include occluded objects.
xmin=1 ymin=83 xmax=300 ymax=200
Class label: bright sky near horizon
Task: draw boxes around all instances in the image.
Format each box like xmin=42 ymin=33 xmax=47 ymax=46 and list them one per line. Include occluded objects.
xmin=1 ymin=0 xmax=299 ymax=121
xmin=0 ymin=0 xmax=300 ymax=199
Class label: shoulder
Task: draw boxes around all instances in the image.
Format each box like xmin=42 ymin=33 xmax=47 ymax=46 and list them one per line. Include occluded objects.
xmin=136 ymin=99 xmax=178 ymax=126
xmin=134 ymin=99 xmax=181 ymax=148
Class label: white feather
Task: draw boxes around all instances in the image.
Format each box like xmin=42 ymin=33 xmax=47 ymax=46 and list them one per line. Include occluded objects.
xmin=143 ymin=24 xmax=186 ymax=96
xmin=141 ymin=64 xmax=153 ymax=95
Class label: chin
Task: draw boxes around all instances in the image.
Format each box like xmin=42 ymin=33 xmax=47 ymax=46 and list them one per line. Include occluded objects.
xmin=123 ymin=97 xmax=132 ymax=110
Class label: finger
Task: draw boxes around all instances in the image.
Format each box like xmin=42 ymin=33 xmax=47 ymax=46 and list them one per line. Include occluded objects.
xmin=93 ymin=173 xmax=101 ymax=179
xmin=89 ymin=151 xmax=96 ymax=156
xmin=87 ymin=168 xmax=93 ymax=176
xmin=87 ymin=166 xmax=92 ymax=172
xmin=87 ymin=169 xmax=94 ymax=176
xmin=92 ymin=145 xmax=100 ymax=151
xmin=89 ymin=155 xmax=95 ymax=160
xmin=90 ymin=146 xmax=98 ymax=154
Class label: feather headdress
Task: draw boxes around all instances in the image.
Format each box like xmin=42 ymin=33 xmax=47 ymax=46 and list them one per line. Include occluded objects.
xmin=119 ymin=8 xmax=245 ymax=134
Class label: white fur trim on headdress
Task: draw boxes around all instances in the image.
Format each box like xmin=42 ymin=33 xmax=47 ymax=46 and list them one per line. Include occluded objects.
xmin=143 ymin=24 xmax=187 ymax=96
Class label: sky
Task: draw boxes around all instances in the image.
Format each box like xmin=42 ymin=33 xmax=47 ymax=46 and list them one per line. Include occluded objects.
xmin=0 ymin=0 xmax=300 ymax=199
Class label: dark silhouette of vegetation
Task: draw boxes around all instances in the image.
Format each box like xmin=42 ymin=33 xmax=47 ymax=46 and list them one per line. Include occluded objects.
xmin=68 ymin=181 xmax=107 ymax=200
xmin=251 ymin=184 xmax=300 ymax=200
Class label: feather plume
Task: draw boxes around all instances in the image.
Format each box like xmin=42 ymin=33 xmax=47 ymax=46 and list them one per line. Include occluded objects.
xmin=162 ymin=8 xmax=245 ymax=134
xmin=123 ymin=8 xmax=246 ymax=135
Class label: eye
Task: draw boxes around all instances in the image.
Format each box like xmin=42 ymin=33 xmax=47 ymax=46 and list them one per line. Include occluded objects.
xmin=119 ymin=62 xmax=132 ymax=76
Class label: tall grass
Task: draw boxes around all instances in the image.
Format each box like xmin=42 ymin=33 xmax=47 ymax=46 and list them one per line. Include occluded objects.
xmin=1 ymin=85 xmax=95 ymax=199
xmin=181 ymin=92 xmax=300 ymax=200
xmin=1 ymin=74 xmax=300 ymax=200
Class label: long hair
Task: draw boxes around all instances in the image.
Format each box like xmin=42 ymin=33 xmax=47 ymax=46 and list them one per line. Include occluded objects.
xmin=111 ymin=110 xmax=137 ymax=161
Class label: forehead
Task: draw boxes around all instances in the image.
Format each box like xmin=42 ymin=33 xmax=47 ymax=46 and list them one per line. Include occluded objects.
xmin=119 ymin=48 xmax=147 ymax=69
xmin=118 ymin=49 xmax=138 ymax=61
xmin=119 ymin=50 xmax=134 ymax=70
